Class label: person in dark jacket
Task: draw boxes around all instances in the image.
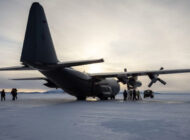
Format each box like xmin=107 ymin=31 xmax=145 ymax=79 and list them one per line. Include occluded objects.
xmin=123 ymin=90 xmax=128 ymax=101
xmin=11 ymin=88 xmax=17 ymax=101
xmin=15 ymin=88 xmax=18 ymax=100
xmin=132 ymin=89 xmax=137 ymax=100
xmin=1 ymin=89 xmax=6 ymax=101
xmin=11 ymin=88 xmax=15 ymax=101
xmin=136 ymin=90 xmax=141 ymax=100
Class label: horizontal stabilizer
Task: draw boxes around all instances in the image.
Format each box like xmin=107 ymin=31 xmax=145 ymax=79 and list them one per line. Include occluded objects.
xmin=11 ymin=77 xmax=46 ymax=80
xmin=0 ymin=66 xmax=35 ymax=71
xmin=11 ymin=77 xmax=58 ymax=88
xmin=49 ymin=58 xmax=104 ymax=68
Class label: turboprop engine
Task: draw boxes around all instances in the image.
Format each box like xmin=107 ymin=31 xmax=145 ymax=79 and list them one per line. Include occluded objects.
xmin=127 ymin=76 xmax=142 ymax=89
xmin=117 ymin=68 xmax=142 ymax=89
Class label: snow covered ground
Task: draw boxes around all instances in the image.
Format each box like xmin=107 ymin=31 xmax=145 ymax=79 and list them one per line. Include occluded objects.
xmin=0 ymin=93 xmax=190 ymax=140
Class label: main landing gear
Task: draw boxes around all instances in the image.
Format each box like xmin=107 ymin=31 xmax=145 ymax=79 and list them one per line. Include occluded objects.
xmin=76 ymin=96 xmax=86 ymax=100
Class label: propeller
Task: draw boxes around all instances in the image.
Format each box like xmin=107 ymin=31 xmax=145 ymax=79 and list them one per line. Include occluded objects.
xmin=117 ymin=68 xmax=142 ymax=89
xmin=117 ymin=68 xmax=128 ymax=84
xmin=148 ymin=67 xmax=166 ymax=87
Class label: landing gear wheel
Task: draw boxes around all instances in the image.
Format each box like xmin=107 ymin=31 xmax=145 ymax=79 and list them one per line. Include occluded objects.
xmin=98 ymin=96 xmax=108 ymax=100
xmin=110 ymin=95 xmax=115 ymax=100
xmin=77 ymin=96 xmax=86 ymax=100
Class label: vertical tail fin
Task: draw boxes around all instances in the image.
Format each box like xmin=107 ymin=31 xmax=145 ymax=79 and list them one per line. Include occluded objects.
xmin=21 ymin=2 xmax=58 ymax=65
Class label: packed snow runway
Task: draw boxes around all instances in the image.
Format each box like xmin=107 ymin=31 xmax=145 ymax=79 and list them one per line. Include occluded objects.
xmin=1 ymin=93 xmax=190 ymax=140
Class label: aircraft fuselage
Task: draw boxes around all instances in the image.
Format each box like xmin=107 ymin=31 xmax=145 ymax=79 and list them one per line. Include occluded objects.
xmin=40 ymin=68 xmax=120 ymax=99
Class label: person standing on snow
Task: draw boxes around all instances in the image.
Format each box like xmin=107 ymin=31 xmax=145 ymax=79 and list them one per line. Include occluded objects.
xmin=1 ymin=89 xmax=6 ymax=101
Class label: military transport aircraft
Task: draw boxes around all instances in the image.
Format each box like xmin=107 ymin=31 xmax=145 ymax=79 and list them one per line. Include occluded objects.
xmin=1 ymin=2 xmax=190 ymax=100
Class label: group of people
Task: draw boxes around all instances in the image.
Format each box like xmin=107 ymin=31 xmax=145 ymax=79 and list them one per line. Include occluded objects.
xmin=123 ymin=89 xmax=141 ymax=101
xmin=1 ymin=88 xmax=18 ymax=101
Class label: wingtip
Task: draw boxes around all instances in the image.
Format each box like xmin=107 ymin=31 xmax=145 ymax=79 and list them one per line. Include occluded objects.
xmin=100 ymin=58 xmax=104 ymax=62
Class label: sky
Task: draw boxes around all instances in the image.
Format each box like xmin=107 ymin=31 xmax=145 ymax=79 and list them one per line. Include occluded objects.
xmin=0 ymin=0 xmax=190 ymax=92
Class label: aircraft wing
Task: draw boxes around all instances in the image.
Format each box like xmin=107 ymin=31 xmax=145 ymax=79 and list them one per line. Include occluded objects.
xmin=90 ymin=68 xmax=190 ymax=87
xmin=89 ymin=68 xmax=190 ymax=78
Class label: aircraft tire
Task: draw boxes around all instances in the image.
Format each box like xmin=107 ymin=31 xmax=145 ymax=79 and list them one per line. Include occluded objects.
xmin=77 ymin=96 xmax=86 ymax=100
xmin=98 ymin=96 xmax=108 ymax=100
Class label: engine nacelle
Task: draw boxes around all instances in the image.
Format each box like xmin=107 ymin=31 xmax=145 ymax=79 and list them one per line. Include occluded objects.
xmin=133 ymin=81 xmax=142 ymax=87
xmin=127 ymin=77 xmax=142 ymax=89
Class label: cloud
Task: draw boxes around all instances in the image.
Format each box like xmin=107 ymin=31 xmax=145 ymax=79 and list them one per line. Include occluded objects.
xmin=0 ymin=0 xmax=190 ymax=92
